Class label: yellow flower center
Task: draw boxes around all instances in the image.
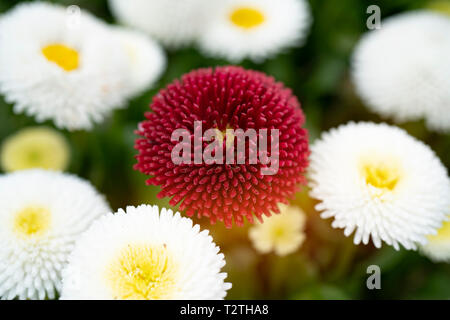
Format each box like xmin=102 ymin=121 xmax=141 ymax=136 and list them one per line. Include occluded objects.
xmin=428 ymin=220 xmax=450 ymax=242
xmin=106 ymin=244 xmax=179 ymax=300
xmin=270 ymin=224 xmax=289 ymax=241
xmin=215 ymin=126 xmax=235 ymax=149
xmin=42 ymin=44 xmax=79 ymax=72
xmin=363 ymin=163 xmax=400 ymax=190
xmin=230 ymin=7 xmax=266 ymax=29
xmin=14 ymin=206 xmax=51 ymax=239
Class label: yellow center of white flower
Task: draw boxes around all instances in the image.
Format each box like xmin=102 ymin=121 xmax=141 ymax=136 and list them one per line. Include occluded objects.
xmin=230 ymin=7 xmax=266 ymax=29
xmin=428 ymin=220 xmax=450 ymax=242
xmin=106 ymin=244 xmax=179 ymax=300
xmin=363 ymin=162 xmax=400 ymax=191
xmin=42 ymin=44 xmax=79 ymax=72
xmin=123 ymin=41 xmax=138 ymax=64
xmin=14 ymin=206 xmax=51 ymax=239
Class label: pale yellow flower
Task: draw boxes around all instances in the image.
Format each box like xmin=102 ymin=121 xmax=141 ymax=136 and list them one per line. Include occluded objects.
xmin=427 ymin=1 xmax=450 ymax=16
xmin=249 ymin=204 xmax=306 ymax=256
xmin=1 ymin=127 xmax=70 ymax=172
xmin=421 ymin=217 xmax=450 ymax=262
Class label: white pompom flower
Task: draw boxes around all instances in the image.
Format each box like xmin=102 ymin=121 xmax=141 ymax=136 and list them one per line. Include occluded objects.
xmin=112 ymin=27 xmax=166 ymax=97
xmin=0 ymin=170 xmax=111 ymax=300
xmin=61 ymin=205 xmax=231 ymax=300
xmin=421 ymin=217 xmax=450 ymax=262
xmin=352 ymin=11 xmax=450 ymax=132
xmin=197 ymin=0 xmax=311 ymax=63
xmin=109 ymin=0 xmax=209 ymax=48
xmin=0 ymin=3 xmax=130 ymax=131
xmin=309 ymin=122 xmax=450 ymax=251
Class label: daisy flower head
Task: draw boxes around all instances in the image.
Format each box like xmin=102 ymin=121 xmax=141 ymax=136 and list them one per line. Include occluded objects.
xmin=352 ymin=11 xmax=450 ymax=132
xmin=1 ymin=127 xmax=70 ymax=173
xmin=135 ymin=66 xmax=310 ymax=228
xmin=197 ymin=0 xmax=311 ymax=63
xmin=109 ymin=0 xmax=209 ymax=48
xmin=421 ymin=216 xmax=450 ymax=262
xmin=0 ymin=2 xmax=131 ymax=131
xmin=249 ymin=203 xmax=306 ymax=256
xmin=0 ymin=170 xmax=110 ymax=300
xmin=61 ymin=205 xmax=231 ymax=300
xmin=309 ymin=122 xmax=450 ymax=251
xmin=113 ymin=27 xmax=166 ymax=97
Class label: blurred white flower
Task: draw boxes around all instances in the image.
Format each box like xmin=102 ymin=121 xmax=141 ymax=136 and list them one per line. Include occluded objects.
xmin=197 ymin=0 xmax=311 ymax=62
xmin=309 ymin=122 xmax=450 ymax=251
xmin=113 ymin=27 xmax=166 ymax=97
xmin=0 ymin=3 xmax=131 ymax=131
xmin=109 ymin=0 xmax=208 ymax=48
xmin=352 ymin=11 xmax=450 ymax=132
xmin=421 ymin=217 xmax=450 ymax=262
xmin=0 ymin=170 xmax=110 ymax=300
xmin=249 ymin=204 xmax=306 ymax=256
xmin=61 ymin=205 xmax=231 ymax=300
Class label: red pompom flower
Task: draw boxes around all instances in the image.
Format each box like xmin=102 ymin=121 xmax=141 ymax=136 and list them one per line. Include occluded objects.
xmin=135 ymin=66 xmax=309 ymax=228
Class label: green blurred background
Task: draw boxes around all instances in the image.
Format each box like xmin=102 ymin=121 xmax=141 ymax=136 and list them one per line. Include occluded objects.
xmin=1 ymin=0 xmax=449 ymax=299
